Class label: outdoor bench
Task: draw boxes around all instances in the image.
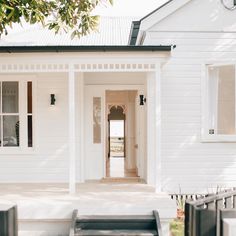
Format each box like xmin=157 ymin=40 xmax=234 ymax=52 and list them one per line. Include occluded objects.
xmin=0 ymin=204 xmax=18 ymax=236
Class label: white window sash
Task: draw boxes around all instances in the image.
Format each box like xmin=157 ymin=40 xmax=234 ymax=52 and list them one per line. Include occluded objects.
xmin=202 ymin=63 xmax=236 ymax=142
xmin=0 ymin=75 xmax=35 ymax=153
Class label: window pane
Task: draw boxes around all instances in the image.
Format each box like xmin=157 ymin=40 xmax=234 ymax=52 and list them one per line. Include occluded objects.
xmin=3 ymin=116 xmax=19 ymax=146
xmin=209 ymin=65 xmax=235 ymax=134
xmin=217 ymin=65 xmax=235 ymax=134
xmin=27 ymin=82 xmax=32 ymax=113
xmin=2 ymin=82 xmax=19 ymax=113
xmin=28 ymin=115 xmax=33 ymax=147
xmin=93 ymin=97 xmax=101 ymax=143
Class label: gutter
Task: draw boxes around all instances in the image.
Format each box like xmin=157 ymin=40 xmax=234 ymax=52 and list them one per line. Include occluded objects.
xmin=0 ymin=45 xmax=172 ymax=53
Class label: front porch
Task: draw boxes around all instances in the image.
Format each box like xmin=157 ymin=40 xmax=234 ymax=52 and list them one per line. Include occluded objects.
xmin=0 ymin=51 xmax=169 ymax=194
xmin=0 ymin=182 xmax=176 ymax=235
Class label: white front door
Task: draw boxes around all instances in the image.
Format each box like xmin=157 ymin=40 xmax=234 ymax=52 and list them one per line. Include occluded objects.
xmin=135 ymin=90 xmax=147 ymax=180
xmin=84 ymin=86 xmax=105 ymax=180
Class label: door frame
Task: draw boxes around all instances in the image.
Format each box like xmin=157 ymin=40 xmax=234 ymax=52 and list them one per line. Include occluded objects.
xmin=82 ymin=76 xmax=161 ymax=189
xmin=89 ymin=85 xmax=145 ymax=180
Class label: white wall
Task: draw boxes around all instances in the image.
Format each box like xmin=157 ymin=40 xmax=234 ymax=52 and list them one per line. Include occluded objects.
xmin=0 ymin=73 xmax=70 ymax=183
xmin=143 ymin=0 xmax=236 ymax=193
xmin=150 ymin=0 xmax=236 ymax=32
xmin=0 ymin=71 xmax=149 ymax=183
xmin=84 ymin=72 xmax=146 ymax=85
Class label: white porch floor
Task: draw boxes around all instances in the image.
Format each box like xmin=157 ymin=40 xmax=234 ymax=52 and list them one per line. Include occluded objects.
xmin=0 ymin=183 xmax=176 ymax=235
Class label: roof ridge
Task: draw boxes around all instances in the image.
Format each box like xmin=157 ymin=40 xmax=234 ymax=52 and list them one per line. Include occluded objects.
xmin=140 ymin=0 xmax=174 ymax=21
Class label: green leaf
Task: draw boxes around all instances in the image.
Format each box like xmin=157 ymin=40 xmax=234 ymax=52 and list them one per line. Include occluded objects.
xmin=0 ymin=0 xmax=112 ymax=38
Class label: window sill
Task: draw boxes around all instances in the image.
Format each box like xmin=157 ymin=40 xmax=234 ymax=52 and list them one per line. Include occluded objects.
xmin=0 ymin=147 xmax=36 ymax=155
xmin=201 ymin=134 xmax=236 ymax=143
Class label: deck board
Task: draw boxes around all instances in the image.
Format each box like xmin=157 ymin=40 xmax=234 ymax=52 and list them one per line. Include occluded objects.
xmin=0 ymin=182 xmax=176 ymax=220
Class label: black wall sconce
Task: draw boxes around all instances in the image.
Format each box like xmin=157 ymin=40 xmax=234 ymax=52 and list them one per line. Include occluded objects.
xmin=50 ymin=94 xmax=56 ymax=105
xmin=139 ymin=94 xmax=146 ymax=106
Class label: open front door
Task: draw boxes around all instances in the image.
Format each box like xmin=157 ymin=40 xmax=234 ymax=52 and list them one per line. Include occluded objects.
xmin=84 ymin=86 xmax=105 ymax=180
xmin=135 ymin=91 xmax=147 ymax=180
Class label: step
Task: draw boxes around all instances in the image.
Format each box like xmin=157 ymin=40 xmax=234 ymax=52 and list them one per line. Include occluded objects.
xmin=70 ymin=210 xmax=162 ymax=236
xmin=75 ymin=229 xmax=158 ymax=235
xmin=101 ymin=177 xmax=143 ymax=183
xmin=76 ymin=215 xmax=156 ymax=230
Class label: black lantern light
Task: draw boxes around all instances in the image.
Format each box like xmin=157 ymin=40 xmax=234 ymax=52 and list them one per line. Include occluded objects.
xmin=139 ymin=94 xmax=146 ymax=106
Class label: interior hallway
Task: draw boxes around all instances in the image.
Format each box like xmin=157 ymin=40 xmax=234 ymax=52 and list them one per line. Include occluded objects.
xmin=106 ymin=90 xmax=139 ymax=179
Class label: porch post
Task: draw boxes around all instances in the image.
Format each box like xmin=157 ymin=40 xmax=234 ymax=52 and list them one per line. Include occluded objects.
xmin=155 ymin=63 xmax=162 ymax=193
xmin=147 ymin=64 xmax=162 ymax=192
xmin=68 ymin=64 xmax=76 ymax=194
xmin=78 ymin=73 xmax=84 ymax=182
xmin=147 ymin=72 xmax=156 ymax=186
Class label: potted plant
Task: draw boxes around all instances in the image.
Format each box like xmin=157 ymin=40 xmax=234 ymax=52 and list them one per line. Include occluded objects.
xmin=176 ymin=197 xmax=185 ymax=220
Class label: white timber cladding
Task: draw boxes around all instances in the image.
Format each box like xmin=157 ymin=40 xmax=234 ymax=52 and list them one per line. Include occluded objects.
xmin=0 ymin=73 xmax=69 ymax=182
xmin=141 ymin=0 xmax=236 ymax=193
xmin=0 ymin=52 xmax=165 ymax=184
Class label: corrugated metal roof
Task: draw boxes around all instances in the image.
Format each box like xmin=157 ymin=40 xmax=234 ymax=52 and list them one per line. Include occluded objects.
xmin=0 ymin=17 xmax=138 ymax=46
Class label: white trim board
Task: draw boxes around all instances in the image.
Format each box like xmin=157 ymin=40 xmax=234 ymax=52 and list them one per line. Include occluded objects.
xmin=82 ymin=66 xmax=162 ymax=190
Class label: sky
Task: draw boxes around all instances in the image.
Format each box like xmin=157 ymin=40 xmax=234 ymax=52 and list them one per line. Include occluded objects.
xmin=94 ymin=0 xmax=168 ymax=17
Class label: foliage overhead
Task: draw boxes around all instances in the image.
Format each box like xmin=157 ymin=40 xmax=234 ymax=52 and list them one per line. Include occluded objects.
xmin=0 ymin=0 xmax=113 ymax=38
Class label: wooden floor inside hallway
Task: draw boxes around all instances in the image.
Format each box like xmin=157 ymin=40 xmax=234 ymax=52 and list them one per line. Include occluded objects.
xmin=106 ymin=156 xmax=138 ymax=178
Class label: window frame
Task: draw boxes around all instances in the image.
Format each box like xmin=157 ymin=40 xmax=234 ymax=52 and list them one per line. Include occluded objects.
xmin=0 ymin=75 xmax=36 ymax=153
xmin=201 ymin=63 xmax=236 ymax=142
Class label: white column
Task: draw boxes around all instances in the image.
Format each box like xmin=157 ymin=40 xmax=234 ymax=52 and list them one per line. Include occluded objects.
xmin=147 ymin=72 xmax=156 ymax=186
xmin=155 ymin=63 xmax=162 ymax=193
xmin=146 ymin=64 xmax=162 ymax=192
xmin=69 ymin=64 xmax=76 ymax=194
xmin=78 ymin=73 xmax=84 ymax=182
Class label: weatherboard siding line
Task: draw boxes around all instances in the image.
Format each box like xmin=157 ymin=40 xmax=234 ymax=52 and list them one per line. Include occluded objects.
xmin=146 ymin=30 xmax=236 ymax=193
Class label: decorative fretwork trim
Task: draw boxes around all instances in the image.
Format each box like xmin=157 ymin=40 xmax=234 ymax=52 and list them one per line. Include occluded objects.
xmin=0 ymin=63 xmax=157 ymax=73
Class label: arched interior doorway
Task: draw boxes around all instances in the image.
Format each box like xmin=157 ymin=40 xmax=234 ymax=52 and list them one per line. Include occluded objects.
xmin=108 ymin=105 xmax=126 ymax=159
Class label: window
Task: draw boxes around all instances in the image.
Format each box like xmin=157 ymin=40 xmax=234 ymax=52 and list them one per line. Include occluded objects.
xmin=27 ymin=82 xmax=33 ymax=147
xmin=0 ymin=79 xmax=33 ymax=149
xmin=0 ymin=82 xmax=19 ymax=146
xmin=202 ymin=64 xmax=236 ymax=141
xmin=93 ymin=97 xmax=101 ymax=143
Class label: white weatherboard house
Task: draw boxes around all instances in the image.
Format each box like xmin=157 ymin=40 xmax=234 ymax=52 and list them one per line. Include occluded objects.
xmin=0 ymin=0 xmax=236 ymax=234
